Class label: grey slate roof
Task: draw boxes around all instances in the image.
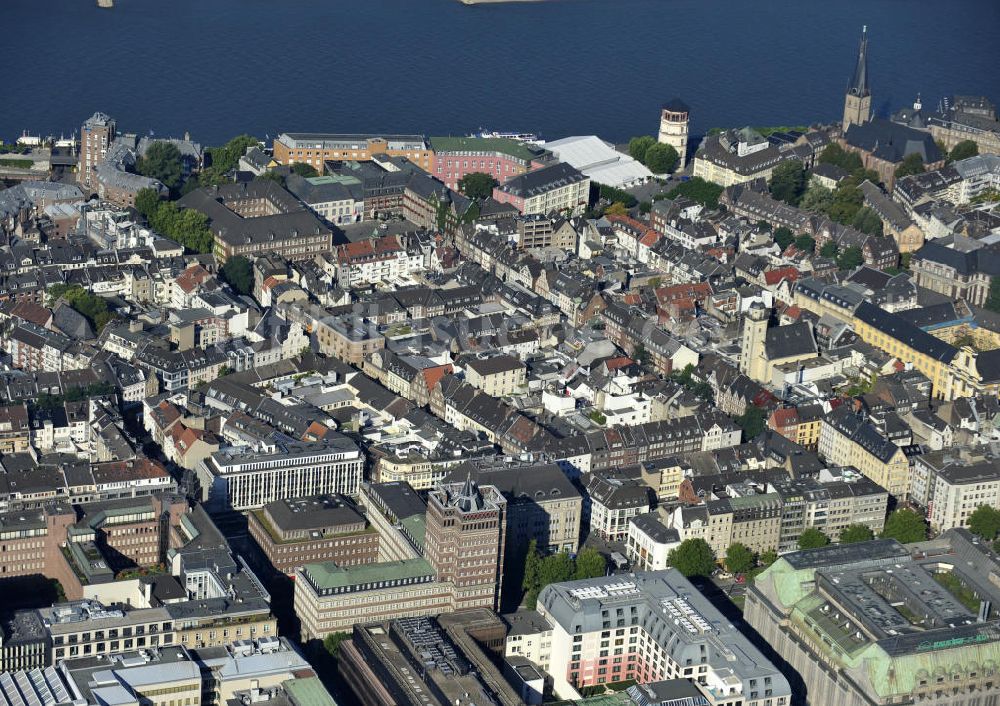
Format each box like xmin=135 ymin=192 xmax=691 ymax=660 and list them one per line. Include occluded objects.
xmin=497 ymin=162 xmax=586 ymax=199
xmin=844 ymin=119 xmax=943 ymax=165
xmin=764 ymin=322 xmax=817 ymax=360
xmin=177 ymin=181 xmax=332 ymax=247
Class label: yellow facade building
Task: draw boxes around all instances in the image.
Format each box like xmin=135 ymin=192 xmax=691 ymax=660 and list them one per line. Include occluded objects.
xmin=852 ymin=302 xmax=1000 ymax=401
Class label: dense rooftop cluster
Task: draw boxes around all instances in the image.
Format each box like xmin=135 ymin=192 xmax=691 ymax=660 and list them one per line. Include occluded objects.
xmin=0 ymin=26 xmax=999 ymax=706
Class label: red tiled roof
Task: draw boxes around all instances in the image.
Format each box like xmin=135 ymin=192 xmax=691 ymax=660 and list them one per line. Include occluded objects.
xmin=769 ymin=407 xmax=800 ymax=429
xmin=92 ymin=458 xmax=170 ymax=484
xmin=302 ymin=421 xmax=331 ymax=442
xmin=5 ymin=300 xmax=52 ymax=327
xmin=764 ymin=267 xmax=802 ymax=286
xmin=175 ymin=264 xmax=211 ymax=293
xmin=336 ymin=235 xmax=403 ymax=264
xmin=421 ymin=364 xmax=453 ymax=393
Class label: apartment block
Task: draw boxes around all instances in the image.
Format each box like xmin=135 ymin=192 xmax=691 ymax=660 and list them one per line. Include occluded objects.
xmin=512 ymin=571 xmax=791 ymax=703
xmin=248 ymin=494 xmax=379 ymax=576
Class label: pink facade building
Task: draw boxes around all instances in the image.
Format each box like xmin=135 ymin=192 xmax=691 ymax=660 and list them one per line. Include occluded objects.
xmin=430 ymin=137 xmax=550 ymax=190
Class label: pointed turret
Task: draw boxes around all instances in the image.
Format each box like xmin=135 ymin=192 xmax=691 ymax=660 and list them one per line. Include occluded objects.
xmin=842 ymin=26 xmax=874 ymax=133
xmin=454 ymin=472 xmax=484 ymax=512
xmin=848 ymin=26 xmax=870 ymax=98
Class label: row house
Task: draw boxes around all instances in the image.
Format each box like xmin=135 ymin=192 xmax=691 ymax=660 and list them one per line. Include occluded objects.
xmin=7 ymin=321 xmax=90 ymax=372
xmin=605 ymin=214 xmax=660 ymax=264
xmin=600 ymin=301 xmax=698 ymax=376
xmin=818 ymin=404 xmax=910 ymax=498
xmin=334 ymin=235 xmax=414 ymax=288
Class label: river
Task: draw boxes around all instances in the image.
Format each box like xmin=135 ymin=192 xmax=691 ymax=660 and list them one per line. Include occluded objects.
xmin=4 ymin=0 xmax=1000 ymax=146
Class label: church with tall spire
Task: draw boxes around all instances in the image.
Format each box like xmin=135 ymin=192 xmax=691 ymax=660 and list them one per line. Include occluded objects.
xmin=842 ymin=26 xmax=872 ymax=133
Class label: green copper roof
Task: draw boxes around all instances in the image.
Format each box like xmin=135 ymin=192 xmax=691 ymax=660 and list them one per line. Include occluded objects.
xmin=308 ymin=174 xmax=360 ymax=186
xmin=763 ymin=558 xmax=1000 ymax=699
xmin=757 ymin=558 xmax=816 ymax=609
xmin=301 ymin=557 xmax=433 ymax=590
xmin=429 ymin=136 xmax=540 ymax=162
xmin=401 ymin=514 xmax=426 ymax=549
xmin=283 ymin=676 xmax=339 ymax=706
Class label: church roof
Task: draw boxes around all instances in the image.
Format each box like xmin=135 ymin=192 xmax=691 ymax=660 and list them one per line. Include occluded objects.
xmin=849 ymin=26 xmax=870 ymax=97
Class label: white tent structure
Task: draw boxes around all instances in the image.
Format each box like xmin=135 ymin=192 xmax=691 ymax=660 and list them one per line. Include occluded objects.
xmin=544 ymin=135 xmax=653 ymax=189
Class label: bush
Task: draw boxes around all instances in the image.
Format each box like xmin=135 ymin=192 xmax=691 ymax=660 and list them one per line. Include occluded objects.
xmin=596 ymin=183 xmax=638 ymax=208
xmin=291 ymin=162 xmax=319 ymax=178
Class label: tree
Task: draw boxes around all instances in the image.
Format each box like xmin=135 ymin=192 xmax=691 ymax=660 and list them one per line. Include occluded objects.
xmin=725 ymin=543 xmax=755 ymax=575
xmin=47 ymin=283 xmax=113 ymax=332
xmin=759 ymin=549 xmax=779 ymax=567
xmin=634 ymin=344 xmax=651 ymax=366
xmin=735 ymin=406 xmax=766 ymax=441
xmin=538 ymin=553 xmax=575 ymax=587
xmin=839 ymin=524 xmax=875 ymax=544
xmin=852 ymin=207 xmax=884 ymax=236
xmin=836 ymin=246 xmax=864 ymax=271
xmin=605 ymin=202 xmax=629 ymax=217
xmin=668 ymin=538 xmax=715 ymax=577
xmin=145 ymin=200 xmax=216 ymax=253
xmin=134 ymin=187 xmax=163 ymax=220
xmin=665 ymin=178 xmax=723 ymax=209
xmin=645 ymin=143 xmax=679 ymax=174
xmin=819 ymin=143 xmax=864 ymax=173
xmin=255 ymin=170 xmax=285 ymax=187
xmin=639 ymin=200 xmax=652 ymax=215
xmin=794 ymin=234 xmax=815 ymax=253
xmin=574 ymin=547 xmax=607 ymax=580
xmin=628 ymin=136 xmax=657 ymax=164
xmin=880 ymin=509 xmax=927 ymax=544
xmin=968 ymin=505 xmax=1000 ymax=541
xmin=948 ymin=140 xmax=979 ymax=163
xmin=800 ymin=184 xmax=834 ymax=214
xmin=894 ymin=153 xmax=925 ymax=179
xmin=522 ymin=539 xmax=541 ymax=592
xmin=137 ymin=141 xmax=183 ymax=192
xmin=769 ymin=161 xmax=807 ymax=206
xmin=820 ymin=241 xmax=839 ymax=258
xmin=220 ymin=255 xmax=253 ymax=296
xmin=986 ymin=278 xmax=1000 ymax=315
xmin=291 ymin=162 xmax=318 ymax=178
xmin=458 ymin=171 xmax=497 ymax=200
xmin=798 ymin=528 xmax=830 ymax=550
xmin=774 ymin=226 xmax=794 ymax=251
xmin=323 ymin=632 xmax=351 ymax=659
xmin=200 ymin=134 xmax=260 ymax=185
xmin=827 ymin=182 xmax=865 ymax=224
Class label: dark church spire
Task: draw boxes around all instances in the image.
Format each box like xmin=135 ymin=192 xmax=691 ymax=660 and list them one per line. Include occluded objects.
xmin=849 ymin=25 xmax=870 ymax=98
